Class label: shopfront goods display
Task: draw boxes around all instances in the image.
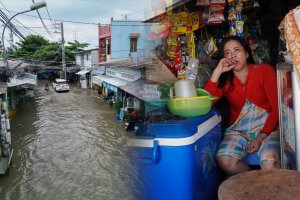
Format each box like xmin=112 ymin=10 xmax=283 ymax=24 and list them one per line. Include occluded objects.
xmin=153 ymin=0 xmax=275 ymax=81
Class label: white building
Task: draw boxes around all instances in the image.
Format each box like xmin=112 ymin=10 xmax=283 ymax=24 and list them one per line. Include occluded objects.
xmin=75 ymin=48 xmax=98 ymax=88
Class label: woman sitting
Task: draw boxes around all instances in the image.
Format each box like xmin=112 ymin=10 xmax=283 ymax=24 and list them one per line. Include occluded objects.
xmin=204 ymin=36 xmax=280 ymax=175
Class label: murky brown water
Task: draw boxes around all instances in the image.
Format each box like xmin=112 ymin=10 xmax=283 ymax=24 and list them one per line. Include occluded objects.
xmin=0 ymin=81 xmax=140 ymax=200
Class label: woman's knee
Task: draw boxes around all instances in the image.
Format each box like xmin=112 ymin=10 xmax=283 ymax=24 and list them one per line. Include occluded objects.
xmin=217 ymin=156 xmax=238 ymax=170
xmin=260 ymin=160 xmax=279 ymax=170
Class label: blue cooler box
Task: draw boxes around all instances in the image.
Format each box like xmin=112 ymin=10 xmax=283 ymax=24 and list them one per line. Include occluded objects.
xmin=127 ymin=110 xmax=222 ymax=200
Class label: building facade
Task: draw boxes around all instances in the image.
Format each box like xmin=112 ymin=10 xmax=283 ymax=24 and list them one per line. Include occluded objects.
xmin=98 ymin=20 xmax=157 ymax=63
xmin=75 ymin=48 xmax=98 ymax=88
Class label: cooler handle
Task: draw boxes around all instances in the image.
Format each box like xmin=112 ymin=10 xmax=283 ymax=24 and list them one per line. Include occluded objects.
xmin=139 ymin=140 xmax=159 ymax=164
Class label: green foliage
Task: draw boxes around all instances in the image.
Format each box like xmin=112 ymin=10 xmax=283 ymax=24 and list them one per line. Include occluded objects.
xmin=65 ymin=40 xmax=89 ymax=61
xmin=13 ymin=35 xmax=49 ymax=59
xmin=31 ymin=42 xmax=61 ymax=65
xmin=10 ymin=35 xmax=90 ymax=66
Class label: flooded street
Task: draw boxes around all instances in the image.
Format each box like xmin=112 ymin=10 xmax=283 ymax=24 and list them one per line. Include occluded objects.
xmin=0 ymin=81 xmax=140 ymax=200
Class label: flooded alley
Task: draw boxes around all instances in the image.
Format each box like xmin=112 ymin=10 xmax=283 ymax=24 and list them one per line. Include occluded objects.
xmin=0 ymin=82 xmax=140 ymax=200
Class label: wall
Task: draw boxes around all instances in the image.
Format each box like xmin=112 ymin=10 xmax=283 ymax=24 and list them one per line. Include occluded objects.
xmin=75 ymin=54 xmax=83 ymax=66
xmin=75 ymin=49 xmax=98 ymax=70
xmin=111 ymin=20 xmax=153 ymax=59
xmin=91 ymin=50 xmax=99 ymax=69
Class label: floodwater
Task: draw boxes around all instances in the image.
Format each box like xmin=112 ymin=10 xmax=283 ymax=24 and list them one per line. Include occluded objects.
xmin=0 ymin=81 xmax=140 ymax=200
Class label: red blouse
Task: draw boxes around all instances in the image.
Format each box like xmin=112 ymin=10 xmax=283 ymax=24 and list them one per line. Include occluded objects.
xmin=204 ymin=64 xmax=279 ymax=134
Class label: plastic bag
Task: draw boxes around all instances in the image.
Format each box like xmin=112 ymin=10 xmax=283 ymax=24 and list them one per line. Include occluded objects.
xmin=186 ymin=58 xmax=199 ymax=82
xmin=195 ymin=63 xmax=212 ymax=88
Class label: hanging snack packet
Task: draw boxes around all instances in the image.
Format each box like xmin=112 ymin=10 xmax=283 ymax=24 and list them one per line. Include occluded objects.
xmin=236 ymin=20 xmax=244 ymax=37
xmin=205 ymin=37 xmax=218 ymax=56
xmin=210 ymin=5 xmax=226 ymax=14
xmin=177 ymin=69 xmax=186 ymax=79
xmin=196 ymin=0 xmax=210 ymax=6
xmin=228 ymin=6 xmax=236 ymax=21
xmin=210 ymin=0 xmax=226 ymax=6
xmin=229 ymin=22 xmax=237 ymax=36
xmin=208 ymin=12 xmax=225 ymax=24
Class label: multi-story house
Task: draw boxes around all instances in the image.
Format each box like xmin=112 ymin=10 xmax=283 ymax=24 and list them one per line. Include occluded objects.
xmin=75 ymin=48 xmax=98 ymax=88
xmin=98 ymin=19 xmax=156 ymax=63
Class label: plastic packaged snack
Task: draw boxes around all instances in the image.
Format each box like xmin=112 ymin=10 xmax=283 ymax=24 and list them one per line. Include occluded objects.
xmin=205 ymin=37 xmax=218 ymax=56
xmin=196 ymin=0 xmax=210 ymax=6
xmin=208 ymin=12 xmax=225 ymax=24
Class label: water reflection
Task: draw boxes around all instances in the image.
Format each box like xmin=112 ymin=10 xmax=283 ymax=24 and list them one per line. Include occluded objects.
xmin=0 ymin=83 xmax=140 ymax=200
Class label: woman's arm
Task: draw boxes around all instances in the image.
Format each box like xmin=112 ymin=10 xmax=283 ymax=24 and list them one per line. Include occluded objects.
xmin=203 ymin=58 xmax=235 ymax=103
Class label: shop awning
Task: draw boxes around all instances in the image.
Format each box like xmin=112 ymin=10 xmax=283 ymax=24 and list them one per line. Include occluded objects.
xmin=76 ymin=70 xmax=90 ymax=75
xmin=94 ymin=75 xmax=130 ymax=92
xmin=119 ymin=79 xmax=146 ymax=100
xmin=99 ymin=57 xmax=153 ymax=69
xmin=7 ymin=73 xmax=37 ymax=88
xmin=119 ymin=79 xmax=163 ymax=101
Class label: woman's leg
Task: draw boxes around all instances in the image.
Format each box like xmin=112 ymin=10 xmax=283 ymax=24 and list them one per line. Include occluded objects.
xmin=216 ymin=134 xmax=250 ymax=175
xmin=258 ymin=131 xmax=280 ymax=170
xmin=217 ymin=156 xmax=250 ymax=175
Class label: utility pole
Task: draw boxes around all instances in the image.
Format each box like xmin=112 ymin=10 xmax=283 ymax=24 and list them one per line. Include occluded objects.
xmin=61 ymin=22 xmax=67 ymax=80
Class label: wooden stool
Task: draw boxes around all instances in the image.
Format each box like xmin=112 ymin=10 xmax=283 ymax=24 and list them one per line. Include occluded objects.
xmin=218 ymin=169 xmax=300 ymax=200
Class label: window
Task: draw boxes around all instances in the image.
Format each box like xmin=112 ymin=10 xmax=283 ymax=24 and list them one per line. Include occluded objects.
xmin=130 ymin=38 xmax=138 ymax=52
xmin=106 ymin=39 xmax=111 ymax=55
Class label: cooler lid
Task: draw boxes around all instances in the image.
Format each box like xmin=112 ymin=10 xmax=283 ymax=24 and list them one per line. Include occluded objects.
xmin=128 ymin=110 xmax=221 ymax=148
xmin=137 ymin=110 xmax=218 ymax=138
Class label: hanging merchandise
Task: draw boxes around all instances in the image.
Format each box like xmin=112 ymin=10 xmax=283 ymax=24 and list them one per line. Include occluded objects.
xmin=196 ymin=0 xmax=210 ymax=7
xmin=227 ymin=1 xmax=245 ymax=37
xmin=195 ymin=63 xmax=212 ymax=88
xmin=187 ymin=32 xmax=196 ymax=59
xmin=177 ymin=69 xmax=186 ymax=79
xmin=197 ymin=27 xmax=212 ymax=64
xmin=171 ymin=12 xmax=189 ymax=33
xmin=186 ymin=58 xmax=199 ymax=82
xmin=189 ymin=12 xmax=201 ymax=31
xmin=252 ymin=40 xmax=271 ymax=64
xmin=205 ymin=37 xmax=218 ymax=57
xmin=208 ymin=0 xmax=226 ymax=24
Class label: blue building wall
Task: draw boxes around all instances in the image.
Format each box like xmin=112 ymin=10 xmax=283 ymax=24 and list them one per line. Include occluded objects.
xmin=111 ymin=20 xmax=159 ymax=59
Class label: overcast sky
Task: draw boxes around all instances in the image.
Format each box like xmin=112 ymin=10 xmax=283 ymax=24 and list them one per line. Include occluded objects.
xmin=0 ymin=0 xmax=167 ymax=49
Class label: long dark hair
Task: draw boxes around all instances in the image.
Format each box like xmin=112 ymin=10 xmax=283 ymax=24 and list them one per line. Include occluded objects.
xmin=217 ymin=36 xmax=255 ymax=89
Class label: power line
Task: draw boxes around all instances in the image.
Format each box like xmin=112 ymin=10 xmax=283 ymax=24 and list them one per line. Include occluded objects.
xmin=0 ymin=10 xmax=26 ymax=40
xmin=0 ymin=1 xmax=36 ymax=36
xmin=0 ymin=6 xmax=152 ymax=26
xmin=31 ymin=0 xmax=55 ymax=37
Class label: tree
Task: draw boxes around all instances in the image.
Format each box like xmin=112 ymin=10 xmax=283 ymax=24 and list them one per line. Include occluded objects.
xmin=31 ymin=42 xmax=61 ymax=66
xmin=10 ymin=35 xmax=89 ymax=66
xmin=65 ymin=40 xmax=89 ymax=61
xmin=11 ymin=35 xmax=49 ymax=59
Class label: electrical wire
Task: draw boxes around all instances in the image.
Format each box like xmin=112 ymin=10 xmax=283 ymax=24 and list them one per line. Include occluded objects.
xmin=0 ymin=1 xmax=37 ymax=36
xmin=0 ymin=6 xmax=152 ymax=26
xmin=0 ymin=10 xmax=26 ymax=40
xmin=31 ymin=0 xmax=55 ymax=37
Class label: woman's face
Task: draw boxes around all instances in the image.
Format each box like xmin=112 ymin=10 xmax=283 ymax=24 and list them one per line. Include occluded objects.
xmin=223 ymin=40 xmax=249 ymax=71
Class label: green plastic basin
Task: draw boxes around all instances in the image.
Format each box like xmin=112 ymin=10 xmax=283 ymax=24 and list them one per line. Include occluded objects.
xmin=167 ymin=88 xmax=217 ymax=117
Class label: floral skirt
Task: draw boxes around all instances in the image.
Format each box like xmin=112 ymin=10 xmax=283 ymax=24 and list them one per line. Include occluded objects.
xmin=216 ymin=100 xmax=280 ymax=163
